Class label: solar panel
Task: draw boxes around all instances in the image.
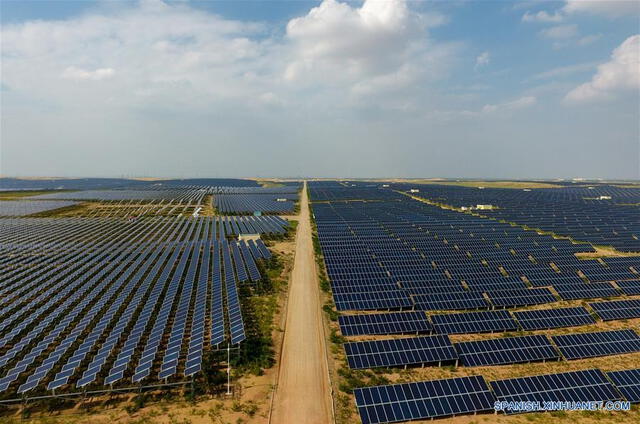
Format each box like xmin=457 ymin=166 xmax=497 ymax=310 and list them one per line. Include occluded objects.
xmin=491 ymin=369 xmax=621 ymax=414
xmin=513 ymin=307 xmax=596 ymax=330
xmin=485 ymin=288 xmax=556 ymax=308
xmin=455 ymin=335 xmax=559 ymax=367
xmin=413 ymin=292 xmax=489 ymax=311
xmin=338 ymin=312 xmax=431 ymax=337
xmin=344 ymin=335 xmax=457 ymax=369
xmin=431 ymin=310 xmax=518 ymax=335
xmin=553 ymin=282 xmax=620 ymax=300
xmin=607 ymin=369 xmax=640 ymax=403
xmin=617 ymin=280 xmax=640 ymax=296
xmin=354 ymin=375 xmax=496 ymax=424
xmin=334 ymin=290 xmax=413 ymax=311
xmin=589 ymin=299 xmax=640 ymax=321
xmin=552 ymin=329 xmax=640 ymax=360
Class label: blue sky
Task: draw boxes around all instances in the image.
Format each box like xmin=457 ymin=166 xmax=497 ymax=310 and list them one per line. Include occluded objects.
xmin=1 ymin=0 xmax=638 ymax=179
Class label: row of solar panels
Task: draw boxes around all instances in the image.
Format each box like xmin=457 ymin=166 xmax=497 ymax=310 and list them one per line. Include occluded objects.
xmin=214 ymin=194 xmax=296 ymax=214
xmin=344 ymin=328 xmax=640 ymax=370
xmin=0 ymin=217 xmax=274 ymax=396
xmin=0 ymin=216 xmax=288 ymax=248
xmin=388 ymin=182 xmax=639 ymax=251
xmin=332 ymin=282 xmax=640 ymax=312
xmin=0 ymin=201 xmax=80 ymax=217
xmin=355 ymin=368 xmax=640 ymax=424
xmin=338 ymin=300 xmax=640 ymax=337
xmin=311 ymin=200 xmax=638 ymax=314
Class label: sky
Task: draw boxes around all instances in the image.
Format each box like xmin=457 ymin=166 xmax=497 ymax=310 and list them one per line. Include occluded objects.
xmin=0 ymin=0 xmax=639 ymax=179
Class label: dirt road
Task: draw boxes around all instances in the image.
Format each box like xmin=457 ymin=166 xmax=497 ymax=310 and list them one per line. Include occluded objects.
xmin=271 ymin=181 xmax=333 ymax=424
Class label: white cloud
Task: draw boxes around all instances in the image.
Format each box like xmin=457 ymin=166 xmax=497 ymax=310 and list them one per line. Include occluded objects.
xmin=539 ymin=24 xmax=578 ymax=39
xmin=565 ymin=35 xmax=640 ymax=103
xmin=1 ymin=0 xmax=457 ymax=118
xmin=531 ymin=62 xmax=597 ymax=80
xmin=61 ymin=67 xmax=115 ymax=81
xmin=283 ymin=0 xmax=449 ymax=90
xmin=482 ymin=96 xmax=537 ymax=113
xmin=475 ymin=51 xmax=490 ymax=70
xmin=522 ymin=10 xmax=564 ymax=23
xmin=564 ymin=0 xmax=640 ymax=17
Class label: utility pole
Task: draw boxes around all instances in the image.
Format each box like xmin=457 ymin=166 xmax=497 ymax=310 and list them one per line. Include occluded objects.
xmin=226 ymin=343 xmax=232 ymax=396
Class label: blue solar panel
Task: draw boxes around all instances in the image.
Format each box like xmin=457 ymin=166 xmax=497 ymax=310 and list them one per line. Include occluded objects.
xmin=354 ymin=376 xmax=496 ymax=424
xmin=338 ymin=312 xmax=431 ymax=337
xmin=607 ymin=369 xmax=640 ymax=403
xmin=455 ymin=335 xmax=559 ymax=367
xmin=589 ymin=299 xmax=640 ymax=321
xmin=344 ymin=335 xmax=457 ymax=369
xmin=513 ymin=307 xmax=596 ymax=330
xmin=552 ymin=329 xmax=640 ymax=360
xmin=431 ymin=310 xmax=518 ymax=334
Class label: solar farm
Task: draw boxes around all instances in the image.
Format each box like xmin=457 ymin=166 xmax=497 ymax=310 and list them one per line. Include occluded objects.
xmin=0 ymin=178 xmax=305 ymax=421
xmin=1 ymin=177 xmax=640 ymax=424
xmin=309 ymin=180 xmax=640 ymax=424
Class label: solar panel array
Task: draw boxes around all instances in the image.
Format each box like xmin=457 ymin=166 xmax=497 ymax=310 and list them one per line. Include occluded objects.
xmin=455 ymin=335 xmax=559 ymax=367
xmin=0 ymin=215 xmax=280 ymax=396
xmin=0 ymin=200 xmax=79 ymax=217
xmin=391 ymin=183 xmax=640 ymax=251
xmin=344 ymin=335 xmax=457 ymax=369
xmin=589 ymin=299 xmax=640 ymax=321
xmin=552 ymin=329 xmax=640 ymax=360
xmin=309 ymin=182 xmax=640 ymax=424
xmin=338 ymin=312 xmax=431 ymax=337
xmin=354 ymin=375 xmax=496 ymax=424
xmin=490 ymin=369 xmax=621 ymax=414
xmin=607 ymin=369 xmax=640 ymax=403
xmin=513 ymin=307 xmax=596 ymax=330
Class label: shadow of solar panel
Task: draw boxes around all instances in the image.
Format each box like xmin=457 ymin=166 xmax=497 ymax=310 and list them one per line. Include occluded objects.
xmin=513 ymin=307 xmax=595 ymax=330
xmin=552 ymin=329 xmax=640 ymax=360
xmin=413 ymin=292 xmax=489 ymax=311
xmin=553 ymin=282 xmax=620 ymax=300
xmin=354 ymin=375 xmax=496 ymax=424
xmin=617 ymin=280 xmax=640 ymax=296
xmin=431 ymin=310 xmax=517 ymax=335
xmin=338 ymin=312 xmax=431 ymax=337
xmin=607 ymin=369 xmax=640 ymax=403
xmin=486 ymin=288 xmax=556 ymax=308
xmin=344 ymin=335 xmax=457 ymax=369
xmin=455 ymin=335 xmax=559 ymax=367
xmin=491 ymin=369 xmax=621 ymax=415
xmin=589 ymin=299 xmax=640 ymax=321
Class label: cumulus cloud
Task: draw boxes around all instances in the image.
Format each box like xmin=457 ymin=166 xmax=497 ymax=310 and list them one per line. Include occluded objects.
xmin=475 ymin=51 xmax=490 ymax=70
xmin=2 ymin=0 xmax=456 ymax=117
xmin=61 ymin=67 xmax=115 ymax=81
xmin=565 ymin=34 xmax=640 ymax=103
xmin=482 ymin=96 xmax=537 ymax=113
xmin=283 ymin=0 xmax=449 ymax=88
xmin=531 ymin=62 xmax=597 ymax=80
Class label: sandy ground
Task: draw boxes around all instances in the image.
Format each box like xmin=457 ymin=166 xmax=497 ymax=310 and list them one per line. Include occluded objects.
xmin=271 ymin=181 xmax=333 ymax=424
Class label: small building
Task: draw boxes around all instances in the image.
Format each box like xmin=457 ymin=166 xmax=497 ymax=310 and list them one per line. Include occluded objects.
xmin=410 ymin=189 xmax=420 ymax=193
xmin=239 ymin=233 xmax=261 ymax=241
xmin=476 ymin=204 xmax=495 ymax=210
xmin=276 ymin=198 xmax=287 ymax=202
xmin=598 ymin=195 xmax=612 ymax=200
